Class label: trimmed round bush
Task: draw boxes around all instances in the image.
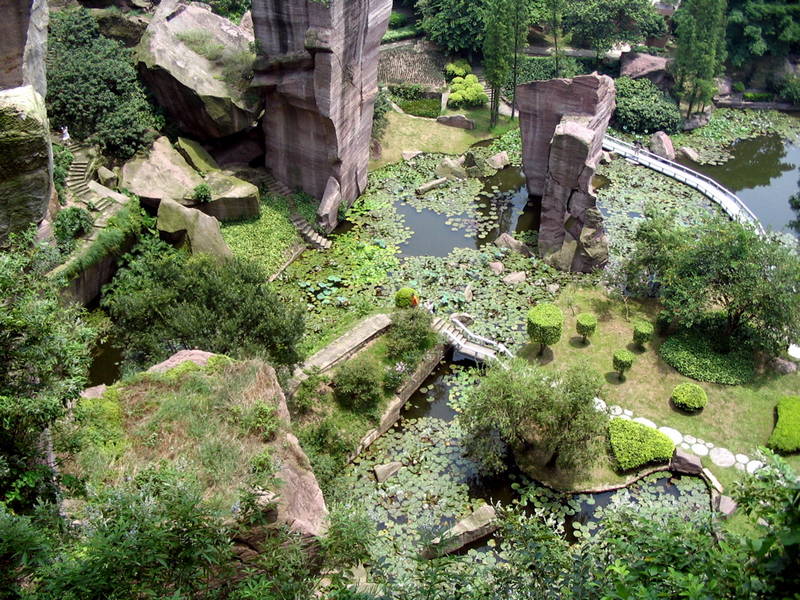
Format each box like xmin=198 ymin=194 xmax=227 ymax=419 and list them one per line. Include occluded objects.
xmin=447 ymin=74 xmax=488 ymax=109
xmin=333 ymin=355 xmax=384 ymax=412
xmin=608 ymin=418 xmax=675 ymax=471
xmin=613 ymin=350 xmax=635 ymax=381
xmin=767 ymin=396 xmax=800 ymax=454
xmin=658 ymin=330 xmax=756 ymax=385
xmin=394 ymin=287 xmax=419 ymax=308
xmin=575 ymin=313 xmax=597 ymax=344
xmin=527 ymin=303 xmax=564 ymax=354
xmin=670 ymin=382 xmax=708 ymax=412
xmin=633 ymin=320 xmax=654 ymax=349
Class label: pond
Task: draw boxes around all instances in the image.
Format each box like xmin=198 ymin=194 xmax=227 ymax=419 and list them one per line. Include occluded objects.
xmin=678 ymin=134 xmax=800 ymax=237
xmin=348 ymin=356 xmax=710 ymax=574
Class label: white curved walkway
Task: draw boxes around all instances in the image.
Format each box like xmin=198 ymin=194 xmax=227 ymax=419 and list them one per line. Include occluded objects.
xmin=602 ymin=135 xmax=765 ymax=235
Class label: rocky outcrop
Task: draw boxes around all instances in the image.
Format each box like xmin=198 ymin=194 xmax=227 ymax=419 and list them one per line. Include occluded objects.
xmin=0 ymin=86 xmax=53 ymax=244
xmin=176 ymin=137 xmax=220 ymax=173
xmin=423 ymin=504 xmax=498 ymax=558
xmin=147 ymin=349 xmax=218 ymax=373
xmin=620 ymin=52 xmax=673 ymax=90
xmin=199 ymin=171 xmax=260 ymax=221
xmin=649 ymin=131 xmax=675 ymax=160
xmin=436 ymin=114 xmax=475 ymax=130
xmin=251 ymin=0 xmax=392 ymax=232
xmin=92 ymin=8 xmax=150 ymax=47
xmin=494 ymin=232 xmax=534 ymax=257
xmin=517 ymin=74 xmax=614 ymax=273
xmin=137 ymin=0 xmax=262 ymax=139
xmin=157 ymin=199 xmax=234 ymax=259
xmin=0 ymin=0 xmax=48 ymax=96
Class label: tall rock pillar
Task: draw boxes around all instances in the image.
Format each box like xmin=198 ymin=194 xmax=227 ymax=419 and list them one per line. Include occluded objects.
xmin=251 ymin=0 xmax=392 ymax=232
xmin=517 ymin=74 xmax=615 ymax=273
xmin=1 ymin=0 xmax=49 ymax=97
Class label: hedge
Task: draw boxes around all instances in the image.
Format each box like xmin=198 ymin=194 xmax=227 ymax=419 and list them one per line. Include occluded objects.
xmin=670 ymin=382 xmax=708 ymax=412
xmin=608 ymin=418 xmax=675 ymax=471
xmin=448 ymin=74 xmax=488 ymax=109
xmin=444 ymin=59 xmax=472 ymax=80
xmin=397 ymin=98 xmax=441 ymax=118
xmin=613 ymin=77 xmax=682 ymax=134
xmin=382 ymin=26 xmax=422 ymax=44
xmin=768 ymin=396 xmax=800 ymax=454
xmin=658 ymin=330 xmax=756 ymax=385
xmin=576 ymin=312 xmax=597 ymax=344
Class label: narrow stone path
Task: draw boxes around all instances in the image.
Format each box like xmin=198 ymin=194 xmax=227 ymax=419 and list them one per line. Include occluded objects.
xmin=596 ymin=398 xmax=763 ymax=473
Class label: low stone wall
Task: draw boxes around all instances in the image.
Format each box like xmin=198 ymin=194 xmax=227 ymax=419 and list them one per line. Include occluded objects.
xmin=714 ymin=98 xmax=799 ymax=111
xmin=349 ymin=344 xmax=446 ymax=460
xmin=59 ymin=234 xmax=137 ymax=306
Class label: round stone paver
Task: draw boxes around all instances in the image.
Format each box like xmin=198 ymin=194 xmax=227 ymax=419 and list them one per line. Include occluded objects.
xmin=696 ymin=439 xmax=705 ymax=445
xmin=623 ymin=409 xmax=633 ymax=417
xmin=691 ymin=443 xmax=709 ymax=456
xmin=610 ymin=405 xmax=623 ymax=416
xmin=735 ymin=453 xmax=749 ymax=464
xmin=684 ymin=434 xmax=697 ymax=444
xmin=746 ymin=460 xmax=764 ymax=474
xmin=593 ymin=397 xmax=607 ymax=412
xmin=735 ymin=463 xmax=745 ymax=471
xmin=681 ymin=442 xmax=690 ymax=450
xmin=710 ymin=447 xmax=736 ymax=467
xmin=659 ymin=426 xmax=683 ymax=445
xmin=633 ymin=417 xmax=657 ymax=429
xmin=619 ymin=414 xmax=632 ymax=420
xmin=706 ymin=442 xmax=714 ymax=448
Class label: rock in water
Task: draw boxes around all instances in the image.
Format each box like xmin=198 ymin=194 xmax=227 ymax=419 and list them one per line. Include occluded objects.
xmin=0 ymin=0 xmax=48 ymax=97
xmin=517 ymin=74 xmax=614 ymax=273
xmin=251 ymin=0 xmax=392 ymax=232
xmin=157 ymin=198 xmax=233 ymax=259
xmin=137 ymin=0 xmax=262 ymax=139
xmin=670 ymin=448 xmax=703 ymax=475
xmin=649 ymin=131 xmax=675 ymax=160
xmin=0 ymin=86 xmax=53 ymax=244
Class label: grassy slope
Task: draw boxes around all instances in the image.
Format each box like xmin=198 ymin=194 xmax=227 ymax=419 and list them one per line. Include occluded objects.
xmin=520 ymin=287 xmax=799 ymax=490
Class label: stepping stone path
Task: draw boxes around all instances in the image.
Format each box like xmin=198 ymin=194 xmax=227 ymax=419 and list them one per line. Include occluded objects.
xmin=600 ymin=400 xmax=761 ymax=473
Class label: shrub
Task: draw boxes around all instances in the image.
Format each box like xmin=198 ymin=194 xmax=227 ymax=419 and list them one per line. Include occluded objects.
xmin=608 ymin=418 xmax=675 ymax=470
xmin=448 ymin=74 xmax=488 ymax=109
xmin=732 ymin=81 xmax=745 ymax=93
xmin=397 ymin=98 xmax=441 ymax=118
xmin=52 ymin=144 xmax=73 ymax=205
xmin=444 ymin=59 xmax=472 ymax=80
xmin=193 ymin=183 xmax=213 ymax=203
xmin=767 ymin=396 xmax=800 ymax=454
xmin=372 ymin=88 xmax=391 ymax=140
xmin=658 ymin=330 xmax=756 ymax=385
xmin=576 ymin=312 xmax=597 ymax=344
xmin=383 ymin=362 xmax=408 ymax=393
xmin=527 ymin=303 xmax=564 ymax=355
xmin=743 ymin=91 xmax=773 ymax=102
xmin=53 ymin=206 xmax=93 ymax=254
xmin=395 ymin=287 xmax=420 ymax=308
xmin=389 ymin=10 xmax=409 ymax=28
xmin=291 ymin=367 xmax=328 ymax=414
xmin=633 ymin=320 xmax=654 ymax=349
xmin=205 ymin=0 xmax=251 ymax=21
xmin=612 ymin=349 xmax=635 ymax=380
xmin=244 ymin=402 xmax=279 ymax=442
xmin=670 ymin=382 xmax=708 ymax=412
xmin=779 ymin=76 xmax=800 ymax=106
xmin=502 ymin=55 xmax=586 ymax=97
xmin=386 ymin=309 xmax=435 ymax=362
xmin=333 ymin=355 xmax=384 ymax=412
xmin=613 ymin=77 xmax=682 ymax=134
xmin=387 ymin=82 xmax=425 ymax=100
xmin=382 ymin=25 xmax=422 ymax=44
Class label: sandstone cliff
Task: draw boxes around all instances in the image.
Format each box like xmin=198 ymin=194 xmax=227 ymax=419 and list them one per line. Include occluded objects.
xmin=517 ymin=74 xmax=614 ymax=273
xmin=251 ymin=0 xmax=392 ymax=231
xmin=0 ymin=0 xmax=48 ymax=97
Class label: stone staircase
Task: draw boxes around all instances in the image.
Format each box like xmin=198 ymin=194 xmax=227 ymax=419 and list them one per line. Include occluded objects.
xmin=264 ymin=171 xmax=332 ymax=251
xmin=64 ymin=142 xmax=91 ymax=199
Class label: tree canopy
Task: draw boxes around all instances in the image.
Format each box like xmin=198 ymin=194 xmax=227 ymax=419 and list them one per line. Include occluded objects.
xmin=726 ymin=0 xmax=800 ymax=67
xmin=416 ymin=0 xmax=488 ymax=56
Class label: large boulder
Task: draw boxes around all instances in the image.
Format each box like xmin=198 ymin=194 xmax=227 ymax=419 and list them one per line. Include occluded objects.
xmin=0 ymin=86 xmax=52 ymax=244
xmin=670 ymin=447 xmax=703 ymax=475
xmin=92 ymin=8 xmax=150 ymax=47
xmin=436 ymin=114 xmax=476 ymax=130
xmin=435 ymin=157 xmax=467 ymax=180
xmin=176 ymin=136 xmax=220 ymax=173
xmin=0 ymin=0 xmax=48 ymax=96
xmin=494 ymin=232 xmax=534 ymax=257
xmin=620 ymin=52 xmax=673 ymax=90
xmin=120 ymin=136 xmax=204 ymax=207
xmin=649 ymin=131 xmax=675 ymax=160
xmin=424 ymin=504 xmax=498 ymax=557
xmin=517 ymin=74 xmax=614 ymax=273
xmin=198 ymin=170 xmax=260 ymax=221
xmin=251 ymin=0 xmax=392 ymax=231
xmin=137 ymin=0 xmax=262 ymax=139
xmin=157 ymin=198 xmax=233 ymax=259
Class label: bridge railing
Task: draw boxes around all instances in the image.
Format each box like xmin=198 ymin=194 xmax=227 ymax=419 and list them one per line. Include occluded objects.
xmin=602 ymin=135 xmax=765 ymax=235
xmin=450 ymin=315 xmax=514 ymax=358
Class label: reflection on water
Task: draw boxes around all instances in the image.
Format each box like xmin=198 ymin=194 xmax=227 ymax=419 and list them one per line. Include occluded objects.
xmin=678 ymin=134 xmax=800 ymax=237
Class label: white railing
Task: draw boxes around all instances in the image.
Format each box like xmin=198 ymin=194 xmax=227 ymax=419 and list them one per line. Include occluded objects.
xmin=450 ymin=315 xmax=514 ymax=358
xmin=602 ymin=135 xmax=765 ymax=235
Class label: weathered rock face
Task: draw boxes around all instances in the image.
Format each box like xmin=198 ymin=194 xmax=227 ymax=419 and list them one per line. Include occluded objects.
xmin=92 ymin=8 xmax=150 ymax=47
xmin=620 ymin=52 xmax=673 ymax=90
xmin=0 ymin=0 xmax=48 ymax=97
xmin=251 ymin=0 xmax=392 ymax=232
xmin=137 ymin=0 xmax=262 ymax=139
xmin=517 ymin=74 xmax=614 ymax=273
xmin=0 ymin=86 xmax=53 ymax=244
xmin=157 ymin=199 xmax=234 ymax=259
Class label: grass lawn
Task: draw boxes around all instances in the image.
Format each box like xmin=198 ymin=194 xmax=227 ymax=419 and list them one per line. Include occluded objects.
xmin=371 ymin=110 xmax=517 ymax=169
xmin=519 ymin=286 xmax=800 ymax=489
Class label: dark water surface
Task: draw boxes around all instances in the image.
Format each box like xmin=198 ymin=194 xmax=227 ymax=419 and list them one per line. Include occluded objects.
xmin=678 ymin=134 xmax=800 ymax=236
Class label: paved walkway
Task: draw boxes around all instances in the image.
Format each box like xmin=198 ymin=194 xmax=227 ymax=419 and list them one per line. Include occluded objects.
xmin=595 ymin=398 xmax=764 ymax=473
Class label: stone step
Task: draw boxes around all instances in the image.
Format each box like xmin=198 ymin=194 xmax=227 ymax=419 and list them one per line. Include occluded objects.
xmin=93 ymin=197 xmax=115 ymax=211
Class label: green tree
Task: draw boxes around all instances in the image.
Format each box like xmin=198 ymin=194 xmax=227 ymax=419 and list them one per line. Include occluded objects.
xmin=726 ymin=0 xmax=800 ymax=67
xmin=612 ymin=349 xmax=635 ymax=380
xmin=101 ymin=237 xmax=305 ymax=368
xmin=527 ymin=302 xmax=564 ymax=355
xmin=416 ymin=0 xmax=488 ymax=57
xmin=461 ymin=359 xmax=607 ymax=473
xmin=483 ymin=0 xmax=514 ymax=127
xmin=531 ymin=0 xmax=567 ymax=76
xmin=1 ymin=232 xmax=95 ymax=511
xmin=564 ymin=0 xmax=660 ymax=63
xmin=673 ymin=0 xmax=728 ymax=117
